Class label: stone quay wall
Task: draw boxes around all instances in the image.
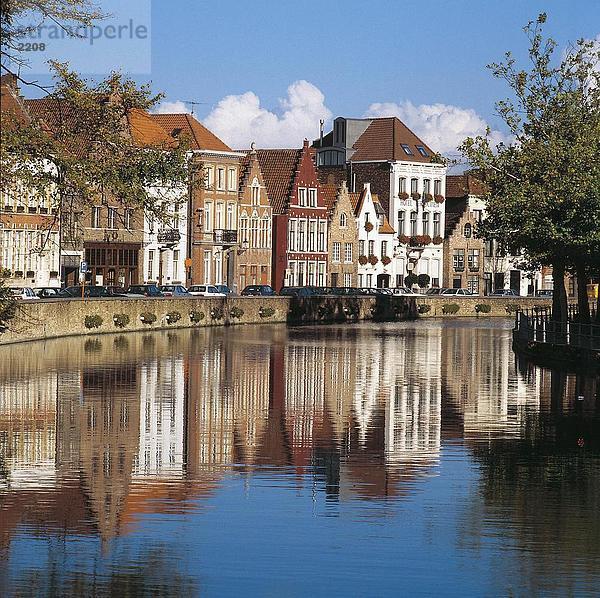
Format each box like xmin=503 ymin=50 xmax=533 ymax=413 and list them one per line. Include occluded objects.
xmin=0 ymin=295 xmax=554 ymax=346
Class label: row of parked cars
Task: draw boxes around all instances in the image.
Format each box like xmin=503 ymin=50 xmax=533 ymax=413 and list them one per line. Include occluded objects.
xmin=8 ymin=283 xmax=553 ymax=300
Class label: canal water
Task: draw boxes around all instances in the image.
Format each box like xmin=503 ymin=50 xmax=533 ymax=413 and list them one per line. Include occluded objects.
xmin=0 ymin=319 xmax=599 ymax=597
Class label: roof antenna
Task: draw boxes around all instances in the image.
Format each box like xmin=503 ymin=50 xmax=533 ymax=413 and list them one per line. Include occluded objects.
xmin=183 ymin=100 xmax=209 ymax=115
xmin=319 ymin=119 xmax=324 ymax=147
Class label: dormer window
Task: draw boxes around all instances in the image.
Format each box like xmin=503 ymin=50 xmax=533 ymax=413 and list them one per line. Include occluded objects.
xmin=416 ymin=145 xmax=429 ymax=157
xmin=401 ymin=144 xmax=414 ymax=156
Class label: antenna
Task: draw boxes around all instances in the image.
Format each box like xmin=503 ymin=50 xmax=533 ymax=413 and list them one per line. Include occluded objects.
xmin=183 ymin=100 xmax=210 ymax=115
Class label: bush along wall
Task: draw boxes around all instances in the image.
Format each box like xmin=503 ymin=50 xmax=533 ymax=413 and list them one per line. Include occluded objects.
xmin=165 ymin=311 xmax=182 ymax=324
xmin=229 ymin=306 xmax=244 ymax=319
xmin=475 ymin=303 xmax=492 ymax=314
xmin=84 ymin=314 xmax=103 ymax=329
xmin=113 ymin=313 xmax=130 ymax=328
xmin=190 ymin=311 xmax=205 ymax=323
xmin=140 ymin=312 xmax=157 ymax=325
xmin=258 ymin=306 xmax=275 ymax=318
xmin=442 ymin=303 xmax=460 ymax=315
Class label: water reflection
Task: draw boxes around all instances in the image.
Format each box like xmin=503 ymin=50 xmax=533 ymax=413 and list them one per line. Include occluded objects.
xmin=0 ymin=320 xmax=598 ymax=595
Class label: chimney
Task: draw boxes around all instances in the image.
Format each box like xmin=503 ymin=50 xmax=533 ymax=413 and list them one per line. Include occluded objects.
xmin=303 ymin=138 xmax=309 ymax=149
xmin=363 ymin=182 xmax=371 ymax=193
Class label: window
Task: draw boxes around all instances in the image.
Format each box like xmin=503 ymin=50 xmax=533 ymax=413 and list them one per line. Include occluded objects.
xmin=359 ymin=240 xmax=365 ymax=256
xmin=434 ymin=180 xmax=442 ymax=196
xmin=398 ymin=177 xmax=407 ymax=193
xmin=298 ymin=261 xmax=305 ymax=286
xmin=251 ymin=183 xmax=260 ymax=205
xmin=422 ymin=211 xmax=430 ymax=236
xmin=358 ymin=274 xmax=363 ymax=286
xmin=423 ymin=179 xmax=431 ymax=194
xmin=453 ymin=249 xmax=465 ymax=271
xmin=308 ymin=220 xmax=316 ymax=251
xmin=250 ymin=216 xmax=259 ymax=248
xmin=203 ymin=250 xmax=211 ymax=283
xmin=298 ymin=188 xmax=307 ymax=207
xmin=226 ymin=203 xmax=234 ymax=230
xmin=288 ymin=219 xmax=296 ymax=251
xmin=205 ymin=202 xmax=213 ymax=232
xmin=124 ymin=208 xmax=133 ymax=230
xmin=216 ymin=203 xmax=224 ymax=229
xmin=410 ymin=211 xmax=418 ymax=236
xmin=397 ymin=210 xmax=405 ymax=235
xmin=228 ymin=168 xmax=237 ymax=191
xmin=91 ymin=206 xmax=101 ymax=228
xmin=173 ymin=250 xmax=179 ymax=280
xmin=317 ymin=221 xmax=326 ymax=252
xmin=366 ymin=273 xmax=373 ymax=287
xmin=344 ymin=243 xmax=352 ymax=263
xmin=401 ymin=144 xmax=414 ymax=156
xmin=368 ymin=240 xmax=374 ymax=255
xmin=298 ymin=220 xmax=306 ymax=251
xmin=344 ymin=273 xmax=352 ymax=287
xmin=468 ymin=276 xmax=479 ymax=295
xmin=107 ymin=207 xmax=117 ymax=229
xmin=318 ymin=262 xmax=325 ymax=287
xmin=381 ymin=240 xmax=387 ymax=258
xmin=204 ymin=166 xmax=214 ymax=190
xmin=240 ymin=215 xmax=248 ymax=244
xmin=433 ymin=212 xmax=441 ymax=237
xmin=485 ymin=239 xmax=494 ymax=257
xmin=340 ymin=213 xmax=347 ymax=228
xmin=453 ymin=277 xmax=462 ymax=289
xmin=217 ymin=168 xmax=225 ymax=190
xmin=416 ymin=145 xmax=429 ymax=157
xmin=308 ymin=261 xmax=316 ymax=285
xmin=468 ymin=249 xmax=480 ymax=270
xmin=410 ymin=178 xmax=419 ymax=194
xmin=332 ymin=242 xmax=341 ymax=262
xmin=260 ymin=217 xmax=269 ymax=248
xmin=464 ymin=223 xmax=472 ymax=238
xmin=148 ymin=250 xmax=154 ymax=280
xmin=308 ymin=188 xmax=317 ymax=207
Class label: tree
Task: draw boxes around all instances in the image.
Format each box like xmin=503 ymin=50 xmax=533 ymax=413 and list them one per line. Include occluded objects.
xmin=0 ymin=276 xmax=17 ymax=331
xmin=461 ymin=14 xmax=600 ymax=323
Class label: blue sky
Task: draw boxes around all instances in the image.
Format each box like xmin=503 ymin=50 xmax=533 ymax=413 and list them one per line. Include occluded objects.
xmin=19 ymin=0 xmax=600 ymax=152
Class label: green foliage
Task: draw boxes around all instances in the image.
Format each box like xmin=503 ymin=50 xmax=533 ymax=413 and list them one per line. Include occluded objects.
xmin=189 ymin=310 xmax=205 ymax=323
xmin=140 ymin=312 xmax=156 ymax=324
xmin=442 ymin=303 xmax=460 ymax=315
xmin=417 ymin=273 xmax=431 ymax=288
xmin=113 ymin=313 xmax=130 ymax=328
xmin=259 ymin=306 xmax=275 ymax=318
xmin=229 ymin=306 xmax=244 ymax=319
xmin=475 ymin=303 xmax=492 ymax=314
xmin=165 ymin=311 xmax=181 ymax=324
xmin=0 ymin=278 xmax=17 ymax=332
xmin=210 ymin=307 xmax=224 ymax=320
xmin=405 ymin=273 xmax=418 ymax=288
xmin=505 ymin=303 xmax=521 ymax=314
xmin=418 ymin=304 xmax=431 ymax=314
xmin=84 ymin=314 xmax=103 ymax=329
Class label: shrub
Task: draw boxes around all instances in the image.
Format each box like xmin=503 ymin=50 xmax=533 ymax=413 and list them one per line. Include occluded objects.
xmin=434 ymin=194 xmax=445 ymax=203
xmin=166 ymin=311 xmax=182 ymax=324
xmin=442 ymin=303 xmax=460 ymax=314
xmin=113 ymin=313 xmax=130 ymax=328
xmin=190 ymin=310 xmax=205 ymax=323
xmin=405 ymin=273 xmax=418 ymax=287
xmin=210 ymin=307 xmax=224 ymax=320
xmin=84 ymin=314 xmax=103 ymax=329
xmin=364 ymin=222 xmax=374 ymax=232
xmin=368 ymin=254 xmax=379 ymax=265
xmin=398 ymin=234 xmax=410 ymax=244
xmin=423 ymin=193 xmax=433 ymax=202
xmin=398 ymin=191 xmax=409 ymax=200
xmin=229 ymin=306 xmax=244 ymax=319
xmin=475 ymin=303 xmax=492 ymax=314
xmin=418 ymin=304 xmax=431 ymax=314
xmin=140 ymin=312 xmax=157 ymax=324
xmin=505 ymin=303 xmax=520 ymax=314
xmin=433 ymin=235 xmax=444 ymax=245
xmin=259 ymin=306 xmax=275 ymax=318
xmin=411 ymin=192 xmax=420 ymax=200
xmin=381 ymin=255 xmax=392 ymax=266
xmin=358 ymin=255 xmax=368 ymax=266
xmin=417 ymin=274 xmax=431 ymax=288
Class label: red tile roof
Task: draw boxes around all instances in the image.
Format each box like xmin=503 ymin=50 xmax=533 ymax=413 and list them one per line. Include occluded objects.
xmin=0 ymin=75 xmax=30 ymax=128
xmin=321 ymin=184 xmax=338 ymax=214
xmin=445 ymin=173 xmax=487 ymax=197
xmin=351 ymin=117 xmax=434 ymax=163
xmin=348 ymin=191 xmax=361 ymax=213
xmin=151 ymin=113 xmax=232 ymax=152
xmin=255 ymin=149 xmax=302 ymax=214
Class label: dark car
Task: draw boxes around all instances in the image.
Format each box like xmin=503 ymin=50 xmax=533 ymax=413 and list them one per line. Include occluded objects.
xmin=159 ymin=284 xmax=190 ymax=297
xmin=426 ymin=287 xmax=446 ymax=295
xmin=535 ymin=289 xmax=553 ymax=297
xmin=279 ymin=286 xmax=316 ymax=298
xmin=106 ymin=285 xmax=127 ymax=296
xmin=33 ymin=286 xmax=61 ymax=298
xmin=214 ymin=284 xmax=235 ymax=296
xmin=241 ymin=284 xmax=276 ymax=296
xmin=490 ymin=288 xmax=519 ymax=297
xmin=125 ymin=284 xmax=164 ymax=297
xmin=57 ymin=285 xmax=112 ymax=298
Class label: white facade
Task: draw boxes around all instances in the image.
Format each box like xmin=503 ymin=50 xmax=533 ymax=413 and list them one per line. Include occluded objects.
xmin=389 ymin=162 xmax=446 ymax=288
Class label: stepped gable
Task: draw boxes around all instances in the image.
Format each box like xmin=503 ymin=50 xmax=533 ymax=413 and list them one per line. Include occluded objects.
xmin=255 ymin=149 xmax=302 ymax=215
xmin=351 ymin=117 xmax=434 ymax=163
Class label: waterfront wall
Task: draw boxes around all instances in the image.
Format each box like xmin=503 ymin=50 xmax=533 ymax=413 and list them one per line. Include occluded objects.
xmin=0 ymin=295 xmax=553 ymax=346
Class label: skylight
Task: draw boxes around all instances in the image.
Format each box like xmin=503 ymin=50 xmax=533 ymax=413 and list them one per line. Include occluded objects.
xmin=416 ymin=145 xmax=429 ymax=157
xmin=401 ymin=144 xmax=413 ymax=156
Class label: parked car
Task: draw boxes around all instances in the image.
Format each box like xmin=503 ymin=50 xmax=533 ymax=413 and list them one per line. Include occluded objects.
xmin=426 ymin=287 xmax=447 ymax=296
xmin=106 ymin=285 xmax=127 ymax=296
xmin=279 ymin=286 xmax=316 ymax=298
xmin=535 ymin=289 xmax=553 ymax=298
xmin=214 ymin=284 xmax=234 ymax=295
xmin=9 ymin=287 xmax=37 ymax=300
xmin=57 ymin=285 xmax=113 ymax=298
xmin=124 ymin=284 xmax=164 ymax=298
xmin=392 ymin=287 xmax=421 ymax=297
xmin=33 ymin=287 xmax=60 ymax=298
xmin=188 ymin=284 xmax=227 ymax=297
xmin=441 ymin=288 xmax=476 ymax=296
xmin=489 ymin=289 xmax=519 ymax=297
xmin=241 ymin=285 xmax=276 ymax=296
xmin=159 ymin=284 xmax=190 ymax=297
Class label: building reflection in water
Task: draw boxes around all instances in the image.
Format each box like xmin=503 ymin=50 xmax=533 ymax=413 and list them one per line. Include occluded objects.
xmin=0 ymin=322 xmax=598 ymax=590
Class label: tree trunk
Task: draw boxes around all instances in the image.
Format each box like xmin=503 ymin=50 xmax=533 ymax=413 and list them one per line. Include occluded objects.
xmin=575 ymin=262 xmax=590 ymax=323
xmin=551 ymin=262 xmax=568 ymax=323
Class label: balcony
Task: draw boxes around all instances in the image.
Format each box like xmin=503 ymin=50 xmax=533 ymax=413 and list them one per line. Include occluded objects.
xmin=157 ymin=228 xmax=181 ymax=244
xmin=213 ymin=229 xmax=238 ymax=245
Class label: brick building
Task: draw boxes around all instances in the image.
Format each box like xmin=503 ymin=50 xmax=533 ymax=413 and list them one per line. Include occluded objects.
xmin=322 ymin=181 xmax=358 ymax=287
xmin=257 ymin=141 xmax=328 ymax=291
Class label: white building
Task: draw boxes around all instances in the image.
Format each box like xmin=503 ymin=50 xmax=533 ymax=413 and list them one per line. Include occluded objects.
xmin=315 ymin=116 xmax=446 ymax=289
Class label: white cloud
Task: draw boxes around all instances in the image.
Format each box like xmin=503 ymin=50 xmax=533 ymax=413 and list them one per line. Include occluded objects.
xmin=364 ymin=100 xmax=510 ymax=155
xmin=152 ymin=100 xmax=190 ymax=114
xmin=203 ymin=80 xmax=331 ymax=148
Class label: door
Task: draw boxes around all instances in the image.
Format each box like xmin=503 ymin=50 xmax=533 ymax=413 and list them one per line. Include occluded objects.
xmin=510 ymin=270 xmax=521 ymax=293
xmin=376 ymin=273 xmax=390 ymax=288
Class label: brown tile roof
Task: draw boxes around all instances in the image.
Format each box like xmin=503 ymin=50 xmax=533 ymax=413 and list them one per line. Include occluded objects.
xmin=151 ymin=113 xmax=232 ymax=152
xmin=378 ymin=219 xmax=396 ymax=234
xmin=321 ymin=184 xmax=338 ymax=213
xmin=445 ymin=173 xmax=487 ymax=198
xmin=0 ymin=75 xmax=31 ymax=128
xmin=348 ymin=191 xmax=361 ymax=212
xmin=255 ymin=149 xmax=302 ymax=214
xmin=351 ymin=117 xmax=434 ymax=163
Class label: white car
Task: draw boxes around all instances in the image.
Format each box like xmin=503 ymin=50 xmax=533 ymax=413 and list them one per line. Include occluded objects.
xmin=392 ymin=287 xmax=421 ymax=297
xmin=187 ymin=284 xmax=227 ymax=297
xmin=9 ymin=286 xmax=38 ymax=300
xmin=441 ymin=288 xmax=476 ymax=296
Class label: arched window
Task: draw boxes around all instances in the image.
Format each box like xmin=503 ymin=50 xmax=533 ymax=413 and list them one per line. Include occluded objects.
xmin=340 ymin=212 xmax=347 ymax=228
xmin=464 ymin=223 xmax=472 ymax=238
